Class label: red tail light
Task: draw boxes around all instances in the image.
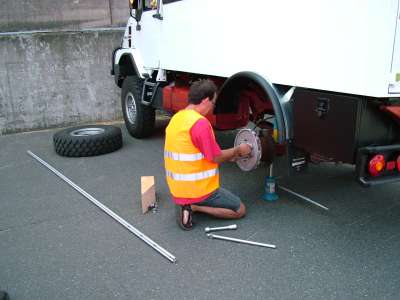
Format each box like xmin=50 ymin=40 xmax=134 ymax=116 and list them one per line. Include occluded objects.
xmin=368 ymin=154 xmax=385 ymax=176
xmin=397 ymin=155 xmax=400 ymax=171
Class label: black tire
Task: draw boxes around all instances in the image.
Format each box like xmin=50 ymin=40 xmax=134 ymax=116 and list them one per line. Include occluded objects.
xmin=53 ymin=125 xmax=123 ymax=157
xmin=121 ymin=76 xmax=155 ymax=138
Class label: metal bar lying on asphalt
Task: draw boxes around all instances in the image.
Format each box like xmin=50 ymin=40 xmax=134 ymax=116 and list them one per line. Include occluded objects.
xmin=27 ymin=150 xmax=177 ymax=263
xmin=207 ymin=233 xmax=276 ymax=249
xmin=204 ymin=224 xmax=237 ymax=233
xmin=278 ymin=185 xmax=329 ymax=211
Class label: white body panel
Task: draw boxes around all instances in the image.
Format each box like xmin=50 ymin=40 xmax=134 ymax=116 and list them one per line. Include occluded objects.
xmin=128 ymin=0 xmax=400 ymax=98
xmin=389 ymin=1 xmax=400 ymax=93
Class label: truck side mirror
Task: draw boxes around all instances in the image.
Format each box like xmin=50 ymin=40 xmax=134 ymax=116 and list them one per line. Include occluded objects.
xmin=129 ymin=0 xmax=138 ymax=9
xmin=129 ymin=0 xmax=143 ymax=23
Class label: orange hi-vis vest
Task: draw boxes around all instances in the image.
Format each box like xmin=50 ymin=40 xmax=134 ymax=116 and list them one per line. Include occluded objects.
xmin=164 ymin=109 xmax=220 ymax=198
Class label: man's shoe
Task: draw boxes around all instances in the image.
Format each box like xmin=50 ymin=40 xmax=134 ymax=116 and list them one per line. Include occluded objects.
xmin=176 ymin=205 xmax=194 ymax=230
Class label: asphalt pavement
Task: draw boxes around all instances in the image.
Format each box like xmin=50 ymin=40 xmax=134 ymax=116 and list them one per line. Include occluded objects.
xmin=1 ymin=118 xmax=400 ymax=300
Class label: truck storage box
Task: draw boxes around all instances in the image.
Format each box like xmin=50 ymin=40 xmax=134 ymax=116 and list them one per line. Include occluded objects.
xmin=292 ymin=89 xmax=395 ymax=163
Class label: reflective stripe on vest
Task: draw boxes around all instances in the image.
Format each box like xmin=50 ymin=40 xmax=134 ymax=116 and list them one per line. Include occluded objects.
xmin=166 ymin=168 xmax=219 ymax=181
xmin=164 ymin=151 xmax=204 ymax=162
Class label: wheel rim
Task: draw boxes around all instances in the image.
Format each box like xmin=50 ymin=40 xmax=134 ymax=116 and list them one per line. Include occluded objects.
xmin=125 ymin=92 xmax=137 ymax=124
xmin=70 ymin=128 xmax=105 ymax=137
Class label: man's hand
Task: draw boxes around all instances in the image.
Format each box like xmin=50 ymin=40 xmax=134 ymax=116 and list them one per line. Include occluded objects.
xmin=213 ymin=143 xmax=253 ymax=164
xmin=229 ymin=143 xmax=253 ymax=162
xmin=237 ymin=143 xmax=252 ymax=157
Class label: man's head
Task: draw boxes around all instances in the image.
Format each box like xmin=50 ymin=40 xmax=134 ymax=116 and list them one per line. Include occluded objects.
xmin=188 ymin=79 xmax=217 ymax=116
xmin=188 ymin=79 xmax=217 ymax=105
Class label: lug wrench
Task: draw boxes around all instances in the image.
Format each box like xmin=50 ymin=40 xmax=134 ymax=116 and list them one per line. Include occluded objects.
xmin=207 ymin=233 xmax=276 ymax=249
xmin=204 ymin=224 xmax=237 ymax=233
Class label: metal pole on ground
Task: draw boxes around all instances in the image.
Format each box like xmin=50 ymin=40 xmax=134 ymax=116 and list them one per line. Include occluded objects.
xmin=207 ymin=233 xmax=276 ymax=249
xmin=27 ymin=150 xmax=177 ymax=263
xmin=278 ymin=185 xmax=329 ymax=211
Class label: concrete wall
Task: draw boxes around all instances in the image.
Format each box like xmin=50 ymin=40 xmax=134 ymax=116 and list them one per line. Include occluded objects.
xmin=0 ymin=29 xmax=124 ymax=134
xmin=0 ymin=0 xmax=129 ymax=134
xmin=0 ymin=0 xmax=128 ymax=32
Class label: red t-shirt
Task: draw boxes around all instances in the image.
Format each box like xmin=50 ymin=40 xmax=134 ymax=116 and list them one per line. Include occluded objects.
xmin=172 ymin=118 xmax=222 ymax=205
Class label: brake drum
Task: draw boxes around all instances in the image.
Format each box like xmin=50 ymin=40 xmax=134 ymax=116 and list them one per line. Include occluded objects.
xmin=234 ymin=129 xmax=262 ymax=171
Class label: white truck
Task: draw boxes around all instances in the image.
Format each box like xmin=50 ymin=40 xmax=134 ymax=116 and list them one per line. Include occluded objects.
xmin=111 ymin=0 xmax=400 ymax=186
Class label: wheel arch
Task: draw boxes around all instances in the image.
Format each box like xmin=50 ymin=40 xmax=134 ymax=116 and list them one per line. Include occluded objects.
xmin=217 ymin=71 xmax=289 ymax=144
xmin=114 ymin=54 xmax=140 ymax=87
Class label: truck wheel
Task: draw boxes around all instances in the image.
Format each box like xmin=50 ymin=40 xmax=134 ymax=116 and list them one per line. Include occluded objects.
xmin=121 ymin=76 xmax=155 ymax=138
xmin=53 ymin=125 xmax=122 ymax=157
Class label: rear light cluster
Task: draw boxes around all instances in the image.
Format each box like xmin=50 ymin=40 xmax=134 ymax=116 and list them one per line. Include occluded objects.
xmin=368 ymin=154 xmax=400 ymax=177
xmin=398 ymin=155 xmax=400 ymax=171
xmin=357 ymin=145 xmax=400 ymax=186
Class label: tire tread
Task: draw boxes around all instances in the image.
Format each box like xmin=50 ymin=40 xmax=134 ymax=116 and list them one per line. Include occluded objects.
xmin=53 ymin=125 xmax=123 ymax=157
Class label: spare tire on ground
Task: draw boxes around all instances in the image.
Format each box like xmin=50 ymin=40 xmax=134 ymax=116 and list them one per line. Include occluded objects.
xmin=53 ymin=125 xmax=123 ymax=157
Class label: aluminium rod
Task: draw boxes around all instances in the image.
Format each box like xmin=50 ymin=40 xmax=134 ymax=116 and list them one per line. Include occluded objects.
xmin=204 ymin=224 xmax=237 ymax=233
xmin=27 ymin=150 xmax=177 ymax=263
xmin=278 ymin=185 xmax=329 ymax=211
xmin=207 ymin=233 xmax=276 ymax=249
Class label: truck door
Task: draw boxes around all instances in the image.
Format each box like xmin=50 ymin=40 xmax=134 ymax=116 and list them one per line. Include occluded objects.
xmin=132 ymin=0 xmax=163 ymax=70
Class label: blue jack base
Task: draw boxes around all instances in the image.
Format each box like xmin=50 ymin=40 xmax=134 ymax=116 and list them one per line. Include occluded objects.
xmin=263 ymin=193 xmax=279 ymax=201
xmin=263 ymin=175 xmax=279 ymax=201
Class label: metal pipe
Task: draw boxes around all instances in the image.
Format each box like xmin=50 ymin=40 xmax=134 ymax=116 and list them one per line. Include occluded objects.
xmin=269 ymin=163 xmax=273 ymax=177
xmin=207 ymin=233 xmax=276 ymax=249
xmin=27 ymin=151 xmax=177 ymax=263
xmin=278 ymin=185 xmax=329 ymax=211
xmin=204 ymin=224 xmax=237 ymax=233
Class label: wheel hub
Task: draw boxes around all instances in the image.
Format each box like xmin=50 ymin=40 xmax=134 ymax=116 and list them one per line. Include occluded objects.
xmin=234 ymin=129 xmax=262 ymax=171
xmin=70 ymin=128 xmax=105 ymax=137
xmin=125 ymin=92 xmax=137 ymax=124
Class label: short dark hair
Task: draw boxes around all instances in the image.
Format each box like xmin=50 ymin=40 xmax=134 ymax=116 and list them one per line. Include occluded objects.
xmin=188 ymin=79 xmax=217 ymax=105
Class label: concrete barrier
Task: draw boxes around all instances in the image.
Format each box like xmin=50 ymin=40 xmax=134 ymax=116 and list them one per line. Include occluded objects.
xmin=0 ymin=28 xmax=125 ymax=135
xmin=0 ymin=0 xmax=128 ymax=32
